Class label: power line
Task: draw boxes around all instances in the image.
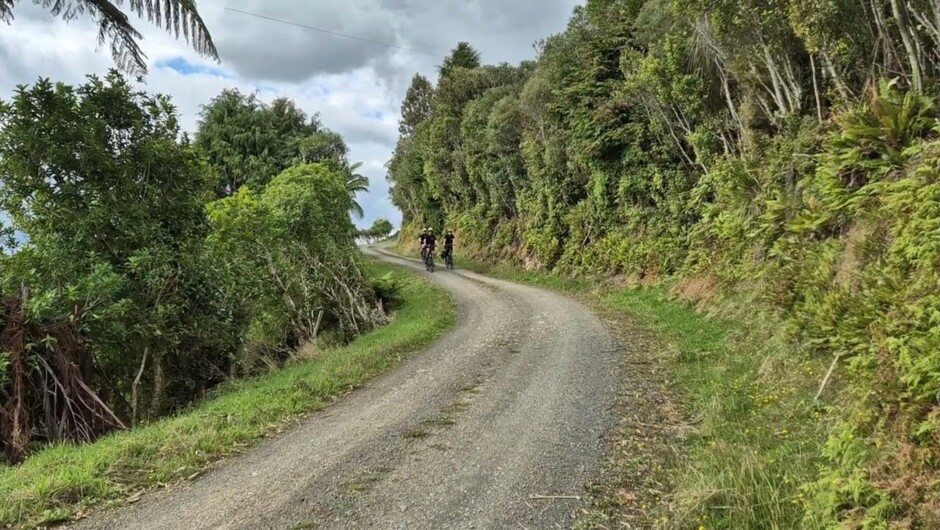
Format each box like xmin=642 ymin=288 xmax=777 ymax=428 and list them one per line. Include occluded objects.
xmin=219 ymin=6 xmax=443 ymax=58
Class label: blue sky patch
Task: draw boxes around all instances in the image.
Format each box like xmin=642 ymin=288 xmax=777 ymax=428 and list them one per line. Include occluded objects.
xmin=155 ymin=57 xmax=232 ymax=78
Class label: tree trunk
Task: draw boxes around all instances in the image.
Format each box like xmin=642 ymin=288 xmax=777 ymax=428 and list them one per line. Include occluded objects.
xmin=131 ymin=348 xmax=148 ymax=428
xmin=761 ymin=44 xmax=791 ymax=115
xmin=909 ymin=6 xmax=939 ymax=54
xmin=148 ymin=349 xmax=165 ymax=421
xmin=891 ymin=0 xmax=924 ymax=92
xmin=822 ymin=49 xmax=854 ymax=101
xmin=2 ymin=286 xmax=32 ymax=463
xmin=750 ymin=62 xmax=786 ymax=118
xmin=810 ymin=54 xmax=823 ymax=121
xmin=645 ymin=95 xmax=698 ymax=170
xmin=781 ymin=55 xmax=803 ymax=113
xmin=718 ymin=64 xmax=743 ymax=131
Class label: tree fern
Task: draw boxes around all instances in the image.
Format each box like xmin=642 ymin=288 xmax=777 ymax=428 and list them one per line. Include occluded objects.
xmin=345 ymin=161 xmax=369 ymax=219
xmin=1 ymin=0 xmax=218 ymax=77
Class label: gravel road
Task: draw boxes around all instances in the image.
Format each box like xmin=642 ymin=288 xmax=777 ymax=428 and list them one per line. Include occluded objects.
xmin=72 ymin=247 xmax=622 ymax=530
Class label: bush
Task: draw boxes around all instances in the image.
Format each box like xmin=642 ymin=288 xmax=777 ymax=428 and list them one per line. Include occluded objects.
xmin=206 ymin=163 xmax=381 ymax=357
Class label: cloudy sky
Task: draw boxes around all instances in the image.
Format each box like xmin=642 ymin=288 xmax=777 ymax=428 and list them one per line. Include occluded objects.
xmin=0 ymin=0 xmax=580 ymax=230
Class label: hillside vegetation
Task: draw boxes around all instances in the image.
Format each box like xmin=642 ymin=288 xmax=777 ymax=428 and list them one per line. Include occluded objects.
xmin=387 ymin=1 xmax=939 ymax=527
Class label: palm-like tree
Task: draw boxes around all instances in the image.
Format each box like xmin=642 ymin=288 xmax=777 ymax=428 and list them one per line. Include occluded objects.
xmin=345 ymin=162 xmax=369 ymax=219
xmin=0 ymin=0 xmax=218 ymax=77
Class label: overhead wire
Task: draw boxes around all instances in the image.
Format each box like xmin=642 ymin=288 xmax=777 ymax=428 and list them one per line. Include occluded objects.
xmin=214 ymin=5 xmax=444 ymax=58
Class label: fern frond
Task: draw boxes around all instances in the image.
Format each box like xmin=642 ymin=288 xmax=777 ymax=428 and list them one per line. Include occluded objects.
xmin=115 ymin=0 xmax=218 ymax=70
xmin=85 ymin=0 xmax=146 ymax=77
xmin=0 ymin=0 xmax=16 ymax=23
xmin=26 ymin=0 xmax=217 ymax=76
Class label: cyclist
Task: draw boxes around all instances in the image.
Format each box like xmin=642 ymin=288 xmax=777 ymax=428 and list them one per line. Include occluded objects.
xmin=442 ymin=229 xmax=455 ymax=267
xmin=423 ymin=229 xmax=437 ymax=265
xmin=418 ymin=228 xmax=429 ymax=259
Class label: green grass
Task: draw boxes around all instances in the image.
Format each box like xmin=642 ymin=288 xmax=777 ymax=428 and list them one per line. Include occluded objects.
xmin=598 ymin=287 xmax=827 ymax=529
xmin=432 ymin=249 xmax=828 ymax=529
xmin=0 ymin=261 xmax=456 ymax=529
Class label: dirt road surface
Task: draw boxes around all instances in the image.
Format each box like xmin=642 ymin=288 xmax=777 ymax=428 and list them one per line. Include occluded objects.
xmin=72 ymin=247 xmax=622 ymax=529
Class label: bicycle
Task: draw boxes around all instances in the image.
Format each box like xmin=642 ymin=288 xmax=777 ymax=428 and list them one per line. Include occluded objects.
xmin=442 ymin=248 xmax=454 ymax=270
xmin=424 ymin=248 xmax=435 ymax=272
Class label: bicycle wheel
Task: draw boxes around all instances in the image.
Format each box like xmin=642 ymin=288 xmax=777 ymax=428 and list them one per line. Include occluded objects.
xmin=427 ymin=254 xmax=435 ymax=272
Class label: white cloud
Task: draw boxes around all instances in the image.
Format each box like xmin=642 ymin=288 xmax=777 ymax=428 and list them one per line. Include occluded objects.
xmin=1 ymin=0 xmax=581 ymax=230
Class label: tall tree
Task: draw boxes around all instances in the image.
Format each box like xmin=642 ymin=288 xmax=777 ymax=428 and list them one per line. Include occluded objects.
xmin=296 ymin=128 xmax=348 ymax=166
xmin=195 ymin=90 xmax=349 ymax=197
xmin=0 ymin=0 xmax=217 ymax=77
xmin=195 ymin=89 xmax=279 ymax=196
xmin=399 ymin=74 xmax=433 ymax=138
xmin=388 ymin=75 xmax=434 ymax=222
xmin=438 ymin=41 xmax=482 ymax=78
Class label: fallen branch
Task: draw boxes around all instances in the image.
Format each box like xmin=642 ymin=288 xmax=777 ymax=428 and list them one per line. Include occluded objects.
xmin=815 ymin=353 xmax=842 ymax=401
xmin=311 ymin=309 xmax=324 ymax=344
xmin=74 ymin=375 xmax=126 ymax=430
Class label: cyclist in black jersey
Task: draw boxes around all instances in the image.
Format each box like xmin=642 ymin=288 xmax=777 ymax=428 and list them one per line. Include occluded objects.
xmin=422 ymin=230 xmax=437 ymax=271
xmin=423 ymin=230 xmax=437 ymax=255
xmin=418 ymin=228 xmax=429 ymax=259
xmin=442 ymin=230 xmax=455 ymax=268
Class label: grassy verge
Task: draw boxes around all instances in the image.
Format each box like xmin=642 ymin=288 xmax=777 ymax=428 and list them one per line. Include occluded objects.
xmin=432 ymin=248 xmax=828 ymax=529
xmin=598 ymin=287 xmax=828 ymax=529
xmin=0 ymin=261 xmax=456 ymax=528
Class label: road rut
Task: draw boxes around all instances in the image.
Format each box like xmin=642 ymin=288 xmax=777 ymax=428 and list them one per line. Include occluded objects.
xmin=72 ymin=248 xmax=621 ymax=529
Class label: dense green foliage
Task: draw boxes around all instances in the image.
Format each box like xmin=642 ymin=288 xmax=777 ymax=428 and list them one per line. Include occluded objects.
xmin=195 ymin=90 xmax=349 ymax=196
xmin=206 ymin=164 xmax=376 ymax=356
xmin=0 ymin=73 xmax=381 ymax=464
xmin=388 ymin=2 xmax=939 ymax=527
xmin=194 ymin=89 xmax=370 ymax=217
xmin=359 ymin=219 xmax=395 ymax=242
